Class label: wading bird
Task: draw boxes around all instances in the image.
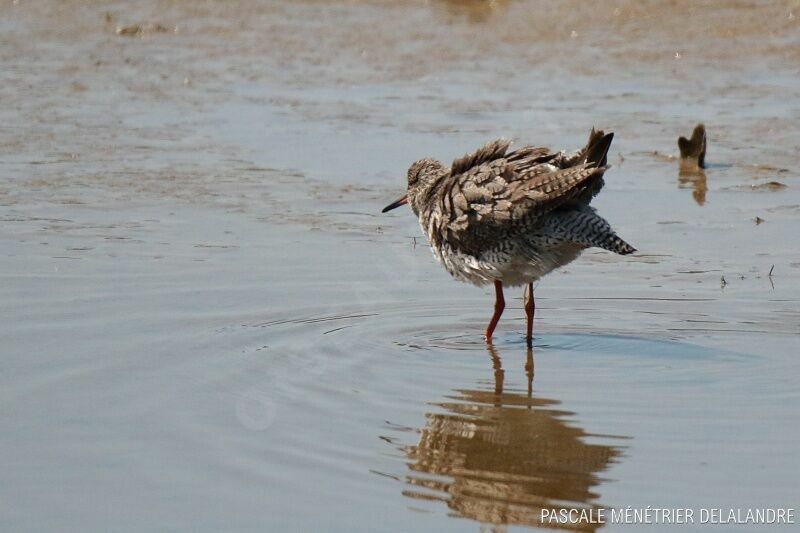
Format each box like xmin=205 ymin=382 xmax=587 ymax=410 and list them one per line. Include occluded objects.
xmin=382 ymin=129 xmax=635 ymax=344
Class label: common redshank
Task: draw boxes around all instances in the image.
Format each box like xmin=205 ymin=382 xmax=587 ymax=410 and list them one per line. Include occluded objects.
xmin=382 ymin=129 xmax=635 ymax=344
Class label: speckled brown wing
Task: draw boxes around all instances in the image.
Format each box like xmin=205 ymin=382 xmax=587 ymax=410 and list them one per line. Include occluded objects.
xmin=441 ymin=141 xmax=607 ymax=255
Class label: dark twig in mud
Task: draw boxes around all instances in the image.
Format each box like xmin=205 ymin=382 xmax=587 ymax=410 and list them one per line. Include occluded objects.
xmin=677 ymin=124 xmax=708 ymax=205
xmin=768 ymin=265 xmax=775 ymax=290
xmin=678 ymin=123 xmax=707 ymax=169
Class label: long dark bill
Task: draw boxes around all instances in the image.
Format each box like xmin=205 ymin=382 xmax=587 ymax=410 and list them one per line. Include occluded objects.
xmin=381 ymin=195 xmax=408 ymax=213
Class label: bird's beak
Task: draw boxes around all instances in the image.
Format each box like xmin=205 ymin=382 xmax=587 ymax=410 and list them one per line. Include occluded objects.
xmin=381 ymin=194 xmax=408 ymax=213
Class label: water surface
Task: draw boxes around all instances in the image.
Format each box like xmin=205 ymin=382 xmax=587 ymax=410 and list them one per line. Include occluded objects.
xmin=2 ymin=1 xmax=799 ymax=531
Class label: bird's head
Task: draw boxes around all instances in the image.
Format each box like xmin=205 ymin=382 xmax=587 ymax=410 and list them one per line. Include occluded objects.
xmin=382 ymin=158 xmax=446 ymax=216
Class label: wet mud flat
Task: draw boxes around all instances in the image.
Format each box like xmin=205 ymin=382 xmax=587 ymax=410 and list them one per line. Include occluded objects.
xmin=2 ymin=1 xmax=799 ymax=531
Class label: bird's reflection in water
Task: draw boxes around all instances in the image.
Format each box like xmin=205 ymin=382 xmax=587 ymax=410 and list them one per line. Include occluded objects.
xmin=678 ymin=163 xmax=708 ymax=205
xmin=402 ymin=345 xmax=625 ymax=531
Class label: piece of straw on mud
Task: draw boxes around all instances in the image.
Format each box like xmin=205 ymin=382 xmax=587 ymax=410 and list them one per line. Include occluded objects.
xmin=751 ymin=181 xmax=787 ymax=191
xmin=678 ymin=123 xmax=706 ymax=169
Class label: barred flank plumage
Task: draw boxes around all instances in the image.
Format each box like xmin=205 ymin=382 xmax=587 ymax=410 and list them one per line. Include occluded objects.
xmin=544 ymin=206 xmax=636 ymax=256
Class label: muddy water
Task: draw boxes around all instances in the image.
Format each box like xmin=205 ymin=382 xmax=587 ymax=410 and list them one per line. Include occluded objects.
xmin=2 ymin=1 xmax=799 ymax=531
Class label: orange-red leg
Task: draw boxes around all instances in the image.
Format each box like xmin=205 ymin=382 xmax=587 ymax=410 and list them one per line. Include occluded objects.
xmin=484 ymin=280 xmax=505 ymax=342
xmin=524 ymin=282 xmax=535 ymax=345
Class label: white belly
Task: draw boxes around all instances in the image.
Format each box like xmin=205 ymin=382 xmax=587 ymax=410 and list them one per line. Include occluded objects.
xmin=430 ymin=241 xmax=586 ymax=287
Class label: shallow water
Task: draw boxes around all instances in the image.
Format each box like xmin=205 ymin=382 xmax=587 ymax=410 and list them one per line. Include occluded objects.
xmin=2 ymin=1 xmax=799 ymax=531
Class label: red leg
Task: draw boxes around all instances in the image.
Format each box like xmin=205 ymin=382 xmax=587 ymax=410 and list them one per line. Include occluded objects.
xmin=484 ymin=280 xmax=505 ymax=342
xmin=524 ymin=282 xmax=535 ymax=345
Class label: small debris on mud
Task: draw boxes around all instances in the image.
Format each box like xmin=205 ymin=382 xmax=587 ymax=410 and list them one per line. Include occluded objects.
xmin=753 ymin=216 xmax=765 ymax=224
xmin=116 ymin=23 xmax=170 ymax=37
xmin=650 ymin=150 xmax=676 ymax=163
xmin=750 ymin=164 xmax=789 ymax=173
xmin=751 ymin=181 xmax=787 ymax=191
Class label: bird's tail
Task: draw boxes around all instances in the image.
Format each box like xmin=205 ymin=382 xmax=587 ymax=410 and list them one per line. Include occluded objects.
xmin=597 ymin=232 xmax=637 ymax=255
xmin=545 ymin=206 xmax=636 ymax=255
xmin=582 ymin=129 xmax=614 ymax=168
xmin=566 ymin=129 xmax=615 ymax=205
